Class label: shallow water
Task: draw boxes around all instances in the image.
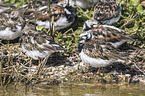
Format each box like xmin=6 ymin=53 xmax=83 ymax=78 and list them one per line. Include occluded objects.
xmin=0 ymin=83 xmax=145 ymax=96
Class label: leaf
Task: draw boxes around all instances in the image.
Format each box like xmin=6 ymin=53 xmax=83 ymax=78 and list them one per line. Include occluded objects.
xmin=136 ymin=4 xmax=144 ymax=14
xmin=10 ymin=0 xmax=15 ymax=3
xmin=130 ymin=0 xmax=139 ymax=5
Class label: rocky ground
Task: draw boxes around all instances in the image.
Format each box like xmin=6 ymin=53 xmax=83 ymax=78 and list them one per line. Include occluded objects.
xmin=0 ymin=0 xmax=145 ymax=87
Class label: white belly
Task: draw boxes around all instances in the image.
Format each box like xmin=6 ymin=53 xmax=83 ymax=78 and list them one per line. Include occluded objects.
xmin=21 ymin=44 xmax=54 ymax=60
xmin=79 ymin=50 xmax=115 ymax=67
xmin=0 ymin=25 xmax=22 ymax=40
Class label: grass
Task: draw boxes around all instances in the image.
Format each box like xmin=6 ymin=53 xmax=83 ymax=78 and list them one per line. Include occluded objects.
xmin=0 ymin=0 xmax=145 ymax=87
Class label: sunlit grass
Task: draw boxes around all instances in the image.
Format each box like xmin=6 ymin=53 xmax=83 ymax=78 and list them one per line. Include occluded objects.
xmin=1 ymin=0 xmax=144 ymax=86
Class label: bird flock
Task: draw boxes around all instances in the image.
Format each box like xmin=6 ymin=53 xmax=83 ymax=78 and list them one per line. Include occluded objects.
xmin=0 ymin=0 xmax=144 ymax=70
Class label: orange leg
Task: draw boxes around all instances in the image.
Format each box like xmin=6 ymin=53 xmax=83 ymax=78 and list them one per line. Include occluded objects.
xmin=97 ymin=67 xmax=101 ymax=73
xmin=38 ymin=60 xmax=41 ymax=67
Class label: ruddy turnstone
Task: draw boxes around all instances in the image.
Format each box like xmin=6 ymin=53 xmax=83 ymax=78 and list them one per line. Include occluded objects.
xmin=93 ymin=0 xmax=122 ymax=24
xmin=21 ymin=24 xmax=65 ymax=60
xmin=0 ymin=9 xmax=25 ymax=41
xmin=0 ymin=1 xmax=16 ymax=13
xmin=22 ymin=1 xmax=77 ymax=30
xmin=80 ymin=19 xmax=139 ymax=49
xmin=59 ymin=0 xmax=99 ymax=9
xmin=20 ymin=0 xmax=59 ymax=8
xmin=78 ymin=38 xmax=129 ymax=67
xmin=78 ymin=20 xmax=141 ymax=67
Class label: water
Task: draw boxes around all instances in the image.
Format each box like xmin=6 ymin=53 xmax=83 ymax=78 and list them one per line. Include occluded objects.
xmin=0 ymin=83 xmax=145 ymax=96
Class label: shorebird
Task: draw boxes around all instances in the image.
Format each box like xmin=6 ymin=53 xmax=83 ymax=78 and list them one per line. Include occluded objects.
xmin=59 ymin=0 xmax=99 ymax=9
xmin=81 ymin=19 xmax=139 ymax=49
xmin=93 ymin=0 xmax=122 ymax=24
xmin=0 ymin=9 xmax=25 ymax=43
xmin=21 ymin=24 xmax=65 ymax=60
xmin=22 ymin=1 xmax=77 ymax=30
xmin=78 ymin=38 xmax=130 ymax=67
xmin=78 ymin=19 xmax=141 ymax=68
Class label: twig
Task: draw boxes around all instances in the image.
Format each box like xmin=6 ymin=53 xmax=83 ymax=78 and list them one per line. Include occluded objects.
xmin=36 ymin=55 xmax=49 ymax=75
xmin=131 ymin=50 xmax=145 ymax=74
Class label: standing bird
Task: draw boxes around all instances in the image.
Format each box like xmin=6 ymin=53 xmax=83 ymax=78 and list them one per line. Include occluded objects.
xmin=59 ymin=0 xmax=99 ymax=9
xmin=21 ymin=24 xmax=65 ymax=61
xmin=22 ymin=0 xmax=77 ymax=30
xmin=80 ymin=19 xmax=139 ymax=49
xmin=78 ymin=20 xmax=141 ymax=67
xmin=93 ymin=0 xmax=122 ymax=24
xmin=0 ymin=8 xmax=25 ymax=43
xmin=78 ymin=38 xmax=129 ymax=67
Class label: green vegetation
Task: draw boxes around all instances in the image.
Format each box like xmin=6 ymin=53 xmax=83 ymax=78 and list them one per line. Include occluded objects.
xmin=0 ymin=0 xmax=145 ymax=87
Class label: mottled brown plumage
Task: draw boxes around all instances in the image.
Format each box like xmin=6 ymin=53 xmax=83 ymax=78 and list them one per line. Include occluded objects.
xmin=0 ymin=8 xmax=25 ymax=40
xmin=21 ymin=24 xmax=64 ymax=60
xmin=78 ymin=20 xmax=141 ymax=67
xmin=93 ymin=1 xmax=121 ymax=24
xmin=22 ymin=1 xmax=77 ymax=30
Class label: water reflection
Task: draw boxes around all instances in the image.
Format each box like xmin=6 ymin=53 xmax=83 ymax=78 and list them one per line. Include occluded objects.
xmin=0 ymin=83 xmax=145 ymax=96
